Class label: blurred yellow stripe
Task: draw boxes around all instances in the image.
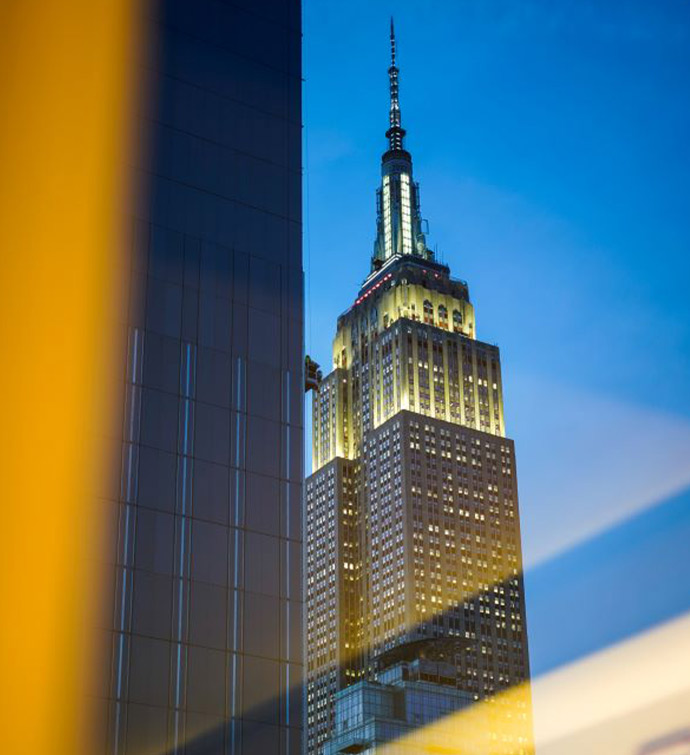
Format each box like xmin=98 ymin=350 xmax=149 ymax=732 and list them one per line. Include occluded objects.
xmin=375 ymin=682 xmax=534 ymax=755
xmin=0 ymin=1 xmax=141 ymax=752
xmin=374 ymin=612 xmax=690 ymax=754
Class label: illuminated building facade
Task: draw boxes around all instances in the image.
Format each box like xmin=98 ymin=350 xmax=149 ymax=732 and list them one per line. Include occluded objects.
xmin=306 ymin=23 xmax=532 ymax=754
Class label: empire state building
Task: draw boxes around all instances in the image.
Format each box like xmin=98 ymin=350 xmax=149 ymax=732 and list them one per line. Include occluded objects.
xmin=306 ymin=23 xmax=533 ymax=755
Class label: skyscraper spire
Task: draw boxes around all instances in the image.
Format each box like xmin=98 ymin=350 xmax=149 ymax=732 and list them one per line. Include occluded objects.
xmin=387 ymin=17 xmax=406 ymax=152
xmin=390 ymin=16 xmax=396 ymax=66
xmin=372 ymin=21 xmax=431 ymax=272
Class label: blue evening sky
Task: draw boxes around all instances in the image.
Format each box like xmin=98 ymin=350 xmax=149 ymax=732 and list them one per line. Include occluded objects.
xmin=302 ymin=0 xmax=690 ymax=670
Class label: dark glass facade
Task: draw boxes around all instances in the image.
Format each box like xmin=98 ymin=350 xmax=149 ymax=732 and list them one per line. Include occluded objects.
xmin=324 ymin=653 xmax=473 ymax=755
xmin=95 ymin=2 xmax=303 ymax=753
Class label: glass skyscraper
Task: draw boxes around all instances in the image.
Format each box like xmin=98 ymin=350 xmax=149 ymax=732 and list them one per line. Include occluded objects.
xmin=306 ymin=23 xmax=532 ymax=754
xmin=94 ymin=2 xmax=304 ymax=753
xmin=323 ymin=639 xmax=473 ymax=755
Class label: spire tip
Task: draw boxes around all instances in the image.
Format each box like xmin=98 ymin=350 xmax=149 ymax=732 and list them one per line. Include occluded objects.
xmin=390 ymin=18 xmax=396 ymax=67
xmin=386 ymin=18 xmax=405 ymax=152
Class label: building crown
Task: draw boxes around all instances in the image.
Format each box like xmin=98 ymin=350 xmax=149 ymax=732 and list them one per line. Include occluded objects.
xmin=372 ymin=20 xmax=433 ymax=273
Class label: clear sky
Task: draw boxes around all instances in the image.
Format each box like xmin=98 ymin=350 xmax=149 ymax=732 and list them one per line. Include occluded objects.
xmin=302 ymin=0 xmax=690 ymax=671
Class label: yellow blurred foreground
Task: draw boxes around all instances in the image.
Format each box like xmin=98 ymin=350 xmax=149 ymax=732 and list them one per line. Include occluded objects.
xmin=0 ymin=1 xmax=139 ymax=752
xmin=375 ymin=612 xmax=690 ymax=754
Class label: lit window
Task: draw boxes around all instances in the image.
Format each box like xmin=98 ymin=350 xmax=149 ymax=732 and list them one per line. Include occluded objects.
xmin=383 ymin=176 xmax=392 ymax=258
xmin=400 ymin=173 xmax=413 ymax=254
